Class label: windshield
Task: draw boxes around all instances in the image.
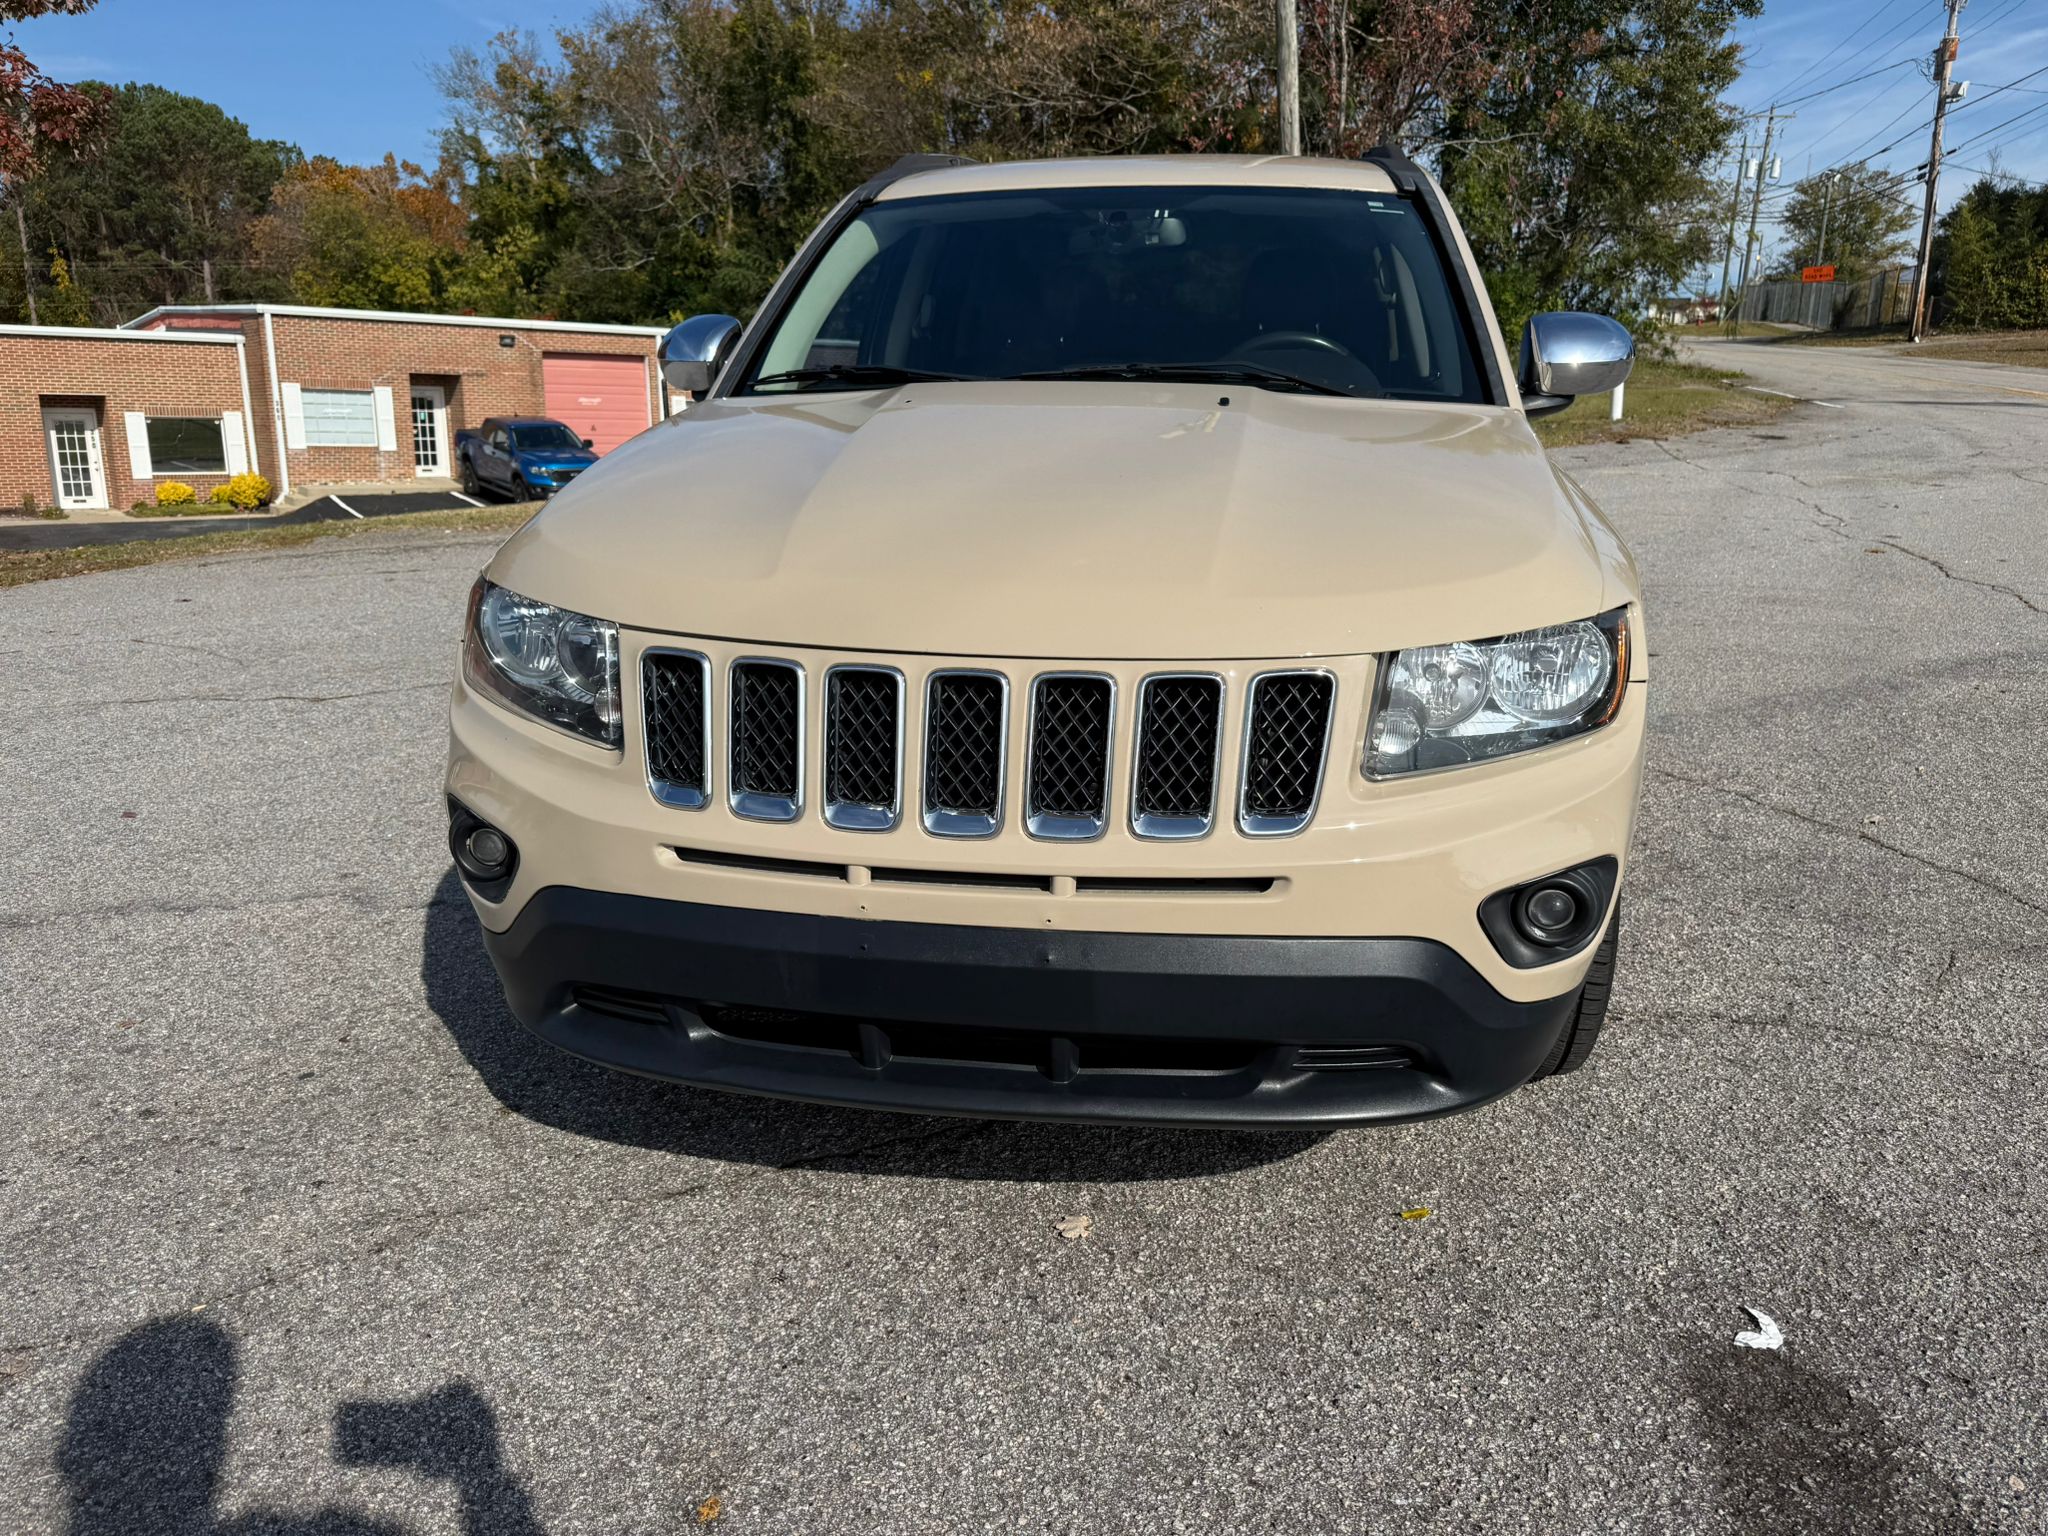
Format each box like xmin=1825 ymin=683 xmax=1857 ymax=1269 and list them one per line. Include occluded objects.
xmin=512 ymin=424 xmax=585 ymax=451
xmin=740 ymin=185 xmax=1485 ymax=403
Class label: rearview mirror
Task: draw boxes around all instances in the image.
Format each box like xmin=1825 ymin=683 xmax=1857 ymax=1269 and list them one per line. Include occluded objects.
xmin=660 ymin=314 xmax=743 ymax=395
xmin=1519 ymin=313 xmax=1634 ymax=419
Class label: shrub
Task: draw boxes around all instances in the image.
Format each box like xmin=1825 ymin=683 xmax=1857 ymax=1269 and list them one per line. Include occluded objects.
xmin=155 ymin=481 xmax=198 ymax=507
xmin=214 ymin=472 xmax=274 ymax=510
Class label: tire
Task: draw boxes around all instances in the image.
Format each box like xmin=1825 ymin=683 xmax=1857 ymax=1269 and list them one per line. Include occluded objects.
xmin=460 ymin=458 xmax=482 ymax=498
xmin=1535 ymin=901 xmax=1620 ymax=1078
xmin=512 ymin=475 xmax=533 ymax=503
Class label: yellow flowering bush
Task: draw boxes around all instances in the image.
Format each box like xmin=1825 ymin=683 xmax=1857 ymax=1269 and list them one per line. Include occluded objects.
xmin=154 ymin=481 xmax=198 ymax=507
xmin=207 ymin=473 xmax=274 ymax=510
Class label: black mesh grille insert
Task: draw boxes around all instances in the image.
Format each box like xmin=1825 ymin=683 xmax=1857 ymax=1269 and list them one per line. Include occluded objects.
xmin=731 ymin=662 xmax=800 ymax=798
xmin=1133 ymin=676 xmax=1222 ymax=821
xmin=643 ymin=653 xmax=707 ymax=792
xmin=825 ymin=669 xmax=898 ymax=810
xmin=925 ymin=674 xmax=1004 ymax=817
xmin=1028 ymin=676 xmax=1113 ymax=823
xmin=1242 ymin=673 xmax=1333 ymax=822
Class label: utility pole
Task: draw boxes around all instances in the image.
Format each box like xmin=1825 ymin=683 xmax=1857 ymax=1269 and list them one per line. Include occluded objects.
xmin=1719 ymin=132 xmax=1749 ymax=323
xmin=1738 ymin=109 xmax=1783 ymax=311
xmin=1816 ymin=172 xmax=1841 ymax=267
xmin=1907 ymin=0 xmax=1965 ymax=342
xmin=13 ymin=200 xmax=37 ymax=326
xmin=1276 ymin=0 xmax=1302 ymax=156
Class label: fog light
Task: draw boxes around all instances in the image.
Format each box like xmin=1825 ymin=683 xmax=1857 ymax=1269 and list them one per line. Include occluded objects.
xmin=1477 ymin=857 xmax=1618 ymax=969
xmin=448 ymin=798 xmax=519 ymax=895
xmin=465 ymin=826 xmax=510 ymax=874
xmin=1519 ymin=884 xmax=1580 ymax=937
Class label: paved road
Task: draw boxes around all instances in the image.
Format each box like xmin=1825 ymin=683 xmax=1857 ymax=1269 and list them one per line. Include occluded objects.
xmin=0 ymin=488 xmax=494 ymax=553
xmin=2 ymin=341 xmax=2044 ymax=1534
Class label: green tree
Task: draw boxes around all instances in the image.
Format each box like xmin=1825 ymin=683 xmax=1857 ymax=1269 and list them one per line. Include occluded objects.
xmin=250 ymin=155 xmax=468 ymax=311
xmin=1 ymin=0 xmax=110 ymax=324
xmin=1432 ymin=0 xmax=1761 ymax=340
xmin=23 ymin=83 xmax=298 ymax=321
xmin=1935 ymin=174 xmax=2048 ymax=330
xmin=1767 ymin=161 xmax=1915 ymax=282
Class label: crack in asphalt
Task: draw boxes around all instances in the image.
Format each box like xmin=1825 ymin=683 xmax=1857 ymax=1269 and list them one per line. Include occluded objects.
xmin=0 ymin=888 xmax=458 ymax=934
xmin=77 ymin=680 xmax=445 ymax=713
xmin=0 ymin=1119 xmax=991 ymax=1370
xmin=1647 ymin=766 xmax=2048 ymax=922
xmin=1875 ymin=537 xmax=2045 ymax=617
xmin=1627 ymin=1006 xmax=2048 ymax=1082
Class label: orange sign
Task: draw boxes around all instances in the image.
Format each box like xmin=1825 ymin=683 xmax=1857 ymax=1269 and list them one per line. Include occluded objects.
xmin=1801 ymin=264 xmax=1837 ymax=283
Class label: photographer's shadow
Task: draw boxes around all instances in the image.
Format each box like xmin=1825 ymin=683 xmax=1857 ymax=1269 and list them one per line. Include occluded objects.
xmin=420 ymin=868 xmax=1325 ymax=1181
xmin=61 ymin=1314 xmax=544 ymax=1536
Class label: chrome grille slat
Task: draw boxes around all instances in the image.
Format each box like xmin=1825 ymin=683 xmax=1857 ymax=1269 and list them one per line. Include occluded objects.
xmin=729 ymin=659 xmax=804 ymax=822
xmin=923 ymin=671 xmax=1008 ymax=838
xmin=1239 ymin=671 xmax=1335 ymax=837
xmin=1131 ymin=674 xmax=1222 ymax=840
xmin=1026 ymin=674 xmax=1114 ymax=841
xmin=642 ymin=650 xmax=710 ymax=810
xmin=823 ymin=666 xmax=902 ymax=831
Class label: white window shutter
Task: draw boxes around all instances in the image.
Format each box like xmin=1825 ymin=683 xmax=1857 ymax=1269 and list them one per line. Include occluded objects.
xmin=281 ymin=383 xmax=306 ymax=451
xmin=124 ymin=412 xmax=153 ymax=479
xmin=222 ymin=411 xmax=248 ymax=475
xmin=372 ymin=386 xmax=398 ymax=451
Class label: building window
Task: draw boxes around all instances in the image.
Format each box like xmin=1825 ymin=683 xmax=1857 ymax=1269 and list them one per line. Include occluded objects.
xmin=301 ymin=388 xmax=378 ymax=448
xmin=145 ymin=417 xmax=228 ymax=475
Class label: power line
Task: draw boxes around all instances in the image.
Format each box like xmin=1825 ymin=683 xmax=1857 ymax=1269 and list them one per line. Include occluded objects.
xmin=1776 ymin=55 xmax=1920 ymax=108
xmin=1765 ymin=0 xmax=1916 ymax=105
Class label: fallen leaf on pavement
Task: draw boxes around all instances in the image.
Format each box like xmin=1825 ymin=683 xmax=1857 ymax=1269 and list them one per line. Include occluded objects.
xmin=1399 ymin=1207 xmax=1431 ymax=1221
xmin=1056 ymin=1215 xmax=1092 ymax=1240
xmin=697 ymin=1495 xmax=722 ymax=1523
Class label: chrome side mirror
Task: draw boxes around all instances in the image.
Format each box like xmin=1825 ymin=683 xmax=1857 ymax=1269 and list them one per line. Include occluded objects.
xmin=1519 ymin=312 xmax=1635 ymax=418
xmin=660 ymin=314 xmax=743 ymax=395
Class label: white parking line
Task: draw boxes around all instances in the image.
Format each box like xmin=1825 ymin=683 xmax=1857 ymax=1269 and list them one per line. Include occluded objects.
xmin=329 ymin=497 xmax=365 ymax=520
xmin=1744 ymin=386 xmax=1799 ymax=399
xmin=1811 ymin=400 xmax=1844 ymax=409
xmin=451 ymin=492 xmax=486 ymax=508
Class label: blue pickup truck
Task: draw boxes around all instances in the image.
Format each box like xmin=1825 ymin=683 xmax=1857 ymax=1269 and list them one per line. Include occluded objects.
xmin=454 ymin=418 xmax=600 ymax=501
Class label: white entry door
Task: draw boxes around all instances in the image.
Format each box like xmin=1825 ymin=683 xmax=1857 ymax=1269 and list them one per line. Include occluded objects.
xmin=43 ymin=407 xmax=109 ymax=509
xmin=410 ymin=385 xmax=450 ymax=478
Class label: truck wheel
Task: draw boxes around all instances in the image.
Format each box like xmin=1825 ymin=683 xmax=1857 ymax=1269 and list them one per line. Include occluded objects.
xmin=1535 ymin=902 xmax=1619 ymax=1078
xmin=460 ymin=459 xmax=482 ymax=497
xmin=513 ymin=475 xmax=533 ymax=502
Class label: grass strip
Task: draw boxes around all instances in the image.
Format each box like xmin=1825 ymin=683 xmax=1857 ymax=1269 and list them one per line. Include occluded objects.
xmin=0 ymin=503 xmax=538 ymax=590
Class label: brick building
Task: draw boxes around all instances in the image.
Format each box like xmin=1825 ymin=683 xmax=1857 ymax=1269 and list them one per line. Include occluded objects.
xmin=0 ymin=323 xmax=257 ymax=513
xmin=0 ymin=304 xmax=672 ymax=511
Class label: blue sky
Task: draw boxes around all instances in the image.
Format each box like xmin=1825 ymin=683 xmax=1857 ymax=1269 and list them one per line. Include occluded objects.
xmin=16 ymin=0 xmax=2047 ymax=282
xmin=1726 ymin=0 xmax=2048 ymax=274
xmin=12 ymin=0 xmax=610 ymax=165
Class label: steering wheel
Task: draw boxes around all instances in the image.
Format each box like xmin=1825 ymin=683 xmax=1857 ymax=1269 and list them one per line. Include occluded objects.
xmin=1232 ymin=329 xmax=1355 ymax=360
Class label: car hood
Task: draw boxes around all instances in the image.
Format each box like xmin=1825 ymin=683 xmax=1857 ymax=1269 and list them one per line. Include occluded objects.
xmin=490 ymin=381 xmax=1637 ymax=660
xmin=516 ymin=450 xmax=598 ymax=473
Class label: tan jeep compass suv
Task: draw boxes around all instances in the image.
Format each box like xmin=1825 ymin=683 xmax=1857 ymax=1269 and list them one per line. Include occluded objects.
xmin=446 ymin=149 xmax=1645 ymax=1126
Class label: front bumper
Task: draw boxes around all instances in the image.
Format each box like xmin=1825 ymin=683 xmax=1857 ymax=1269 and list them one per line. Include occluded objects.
xmin=482 ymin=887 xmax=1583 ymax=1126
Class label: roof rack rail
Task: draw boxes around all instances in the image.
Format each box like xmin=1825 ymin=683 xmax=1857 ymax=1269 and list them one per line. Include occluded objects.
xmin=857 ymin=153 xmax=977 ymax=199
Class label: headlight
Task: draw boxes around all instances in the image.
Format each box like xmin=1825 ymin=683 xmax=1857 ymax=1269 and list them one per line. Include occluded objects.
xmin=1366 ymin=608 xmax=1629 ymax=777
xmin=463 ymin=579 xmax=621 ymax=748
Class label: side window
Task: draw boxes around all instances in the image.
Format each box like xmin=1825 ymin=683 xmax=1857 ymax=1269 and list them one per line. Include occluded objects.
xmin=489 ymin=428 xmax=508 ymax=450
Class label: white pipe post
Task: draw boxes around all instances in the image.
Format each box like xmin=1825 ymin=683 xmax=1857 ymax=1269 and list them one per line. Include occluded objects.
xmin=1611 ymin=383 xmax=1625 ymax=422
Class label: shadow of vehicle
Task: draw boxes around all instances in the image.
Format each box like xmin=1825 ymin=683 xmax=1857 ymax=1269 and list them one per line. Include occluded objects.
xmin=59 ymin=1314 xmax=543 ymax=1536
xmin=420 ymin=867 xmax=1326 ymax=1182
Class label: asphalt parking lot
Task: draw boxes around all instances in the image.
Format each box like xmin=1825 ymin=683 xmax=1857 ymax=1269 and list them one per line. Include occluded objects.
xmin=0 ymin=488 xmax=492 ymax=552
xmin=2 ymin=340 xmax=2044 ymax=1533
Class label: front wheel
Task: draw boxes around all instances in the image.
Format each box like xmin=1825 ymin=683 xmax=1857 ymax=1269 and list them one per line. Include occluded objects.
xmin=1534 ymin=902 xmax=1619 ymax=1078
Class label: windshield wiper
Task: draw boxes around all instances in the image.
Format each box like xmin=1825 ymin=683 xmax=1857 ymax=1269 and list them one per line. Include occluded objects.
xmin=751 ymin=363 xmax=978 ymax=391
xmin=1007 ymin=361 xmax=1371 ymax=398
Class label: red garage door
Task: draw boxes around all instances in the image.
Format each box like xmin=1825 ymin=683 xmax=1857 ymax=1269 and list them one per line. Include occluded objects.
xmin=542 ymin=353 xmax=651 ymax=455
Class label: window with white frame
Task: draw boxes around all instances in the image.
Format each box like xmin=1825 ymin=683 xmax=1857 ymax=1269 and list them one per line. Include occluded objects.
xmin=145 ymin=417 xmax=227 ymax=474
xmin=300 ymin=388 xmax=379 ymax=448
